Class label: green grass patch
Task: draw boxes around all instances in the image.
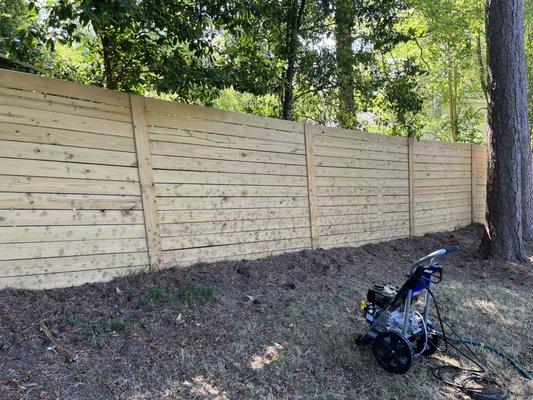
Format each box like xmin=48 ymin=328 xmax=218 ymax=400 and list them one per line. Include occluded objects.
xmin=89 ymin=316 xmax=134 ymax=347
xmin=140 ymin=285 xmax=173 ymax=306
xmin=182 ymin=281 xmax=217 ymax=304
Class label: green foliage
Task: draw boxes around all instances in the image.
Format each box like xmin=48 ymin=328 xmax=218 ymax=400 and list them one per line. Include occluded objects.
xmin=140 ymin=285 xmax=173 ymax=306
xmin=0 ymin=0 xmax=45 ymax=68
xmin=182 ymin=281 xmax=217 ymax=305
xmin=397 ymin=0 xmax=487 ymax=142
xmin=3 ymin=0 xmax=520 ymax=141
xmin=89 ymin=316 xmax=134 ymax=347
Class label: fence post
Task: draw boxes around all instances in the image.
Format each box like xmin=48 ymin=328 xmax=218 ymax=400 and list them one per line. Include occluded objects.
xmin=304 ymin=124 xmax=319 ymax=249
xmin=408 ymin=137 xmax=416 ymax=236
xmin=130 ymin=94 xmax=163 ymax=270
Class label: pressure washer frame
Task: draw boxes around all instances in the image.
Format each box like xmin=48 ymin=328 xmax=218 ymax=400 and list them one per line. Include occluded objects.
xmin=357 ymin=245 xmax=458 ymax=371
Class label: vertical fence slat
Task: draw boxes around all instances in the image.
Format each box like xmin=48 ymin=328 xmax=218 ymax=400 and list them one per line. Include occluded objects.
xmin=304 ymin=124 xmax=319 ymax=249
xmin=408 ymin=138 xmax=416 ymax=236
xmin=130 ymin=94 xmax=162 ymax=270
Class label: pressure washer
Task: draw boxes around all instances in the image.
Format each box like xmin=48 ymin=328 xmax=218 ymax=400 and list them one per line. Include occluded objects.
xmin=356 ymin=245 xmax=531 ymax=400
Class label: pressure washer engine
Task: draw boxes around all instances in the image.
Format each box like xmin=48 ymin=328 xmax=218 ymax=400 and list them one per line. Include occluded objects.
xmin=356 ymin=245 xmax=458 ymax=374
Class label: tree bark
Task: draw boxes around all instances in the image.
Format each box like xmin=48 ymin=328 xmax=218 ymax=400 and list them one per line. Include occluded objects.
xmin=521 ymin=126 xmax=533 ymax=240
xmin=447 ymin=56 xmax=459 ymax=142
xmin=335 ymin=0 xmax=356 ymax=129
xmin=100 ymin=33 xmax=117 ymax=90
xmin=480 ymin=0 xmax=529 ymax=260
xmin=281 ymin=0 xmax=306 ymax=120
xmin=476 ymin=32 xmax=489 ymax=106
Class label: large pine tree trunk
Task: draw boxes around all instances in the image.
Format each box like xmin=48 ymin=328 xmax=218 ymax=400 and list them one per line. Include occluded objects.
xmin=521 ymin=131 xmax=533 ymax=240
xmin=335 ymin=0 xmax=356 ymax=129
xmin=481 ymin=0 xmax=529 ymax=260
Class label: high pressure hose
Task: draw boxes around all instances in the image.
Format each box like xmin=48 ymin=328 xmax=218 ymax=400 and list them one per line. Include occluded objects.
xmin=433 ymin=333 xmax=532 ymax=381
xmin=423 ymin=284 xmax=531 ymax=400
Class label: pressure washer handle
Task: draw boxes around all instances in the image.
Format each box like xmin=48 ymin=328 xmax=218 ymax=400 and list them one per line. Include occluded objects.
xmin=409 ymin=245 xmax=458 ymax=273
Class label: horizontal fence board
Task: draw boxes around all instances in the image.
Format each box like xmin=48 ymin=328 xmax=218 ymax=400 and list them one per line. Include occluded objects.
xmin=317 ymin=195 xmax=409 ymax=206
xmin=307 ymin=125 xmax=406 ymax=144
xmin=315 ymin=166 xmax=408 ymax=179
xmin=0 ymin=139 xmax=137 ymax=166
xmin=0 ymin=265 xmax=147 ymax=289
xmin=414 ymin=178 xmax=471 ymax=187
xmin=162 ymin=227 xmax=310 ymax=250
xmin=156 ymin=196 xmax=308 ymax=210
xmin=316 ymin=176 xmax=409 ymax=188
xmin=151 ymin=154 xmax=306 ymax=176
xmin=0 ymin=175 xmax=141 ymax=196
xmin=155 ymin=183 xmax=308 ymax=198
xmin=0 ymin=252 xmax=148 ymax=278
xmin=0 ymin=69 xmax=130 ymax=107
xmin=1 ymin=238 xmax=147 ymax=260
xmin=414 ymin=170 xmax=471 ymax=179
xmin=0 ymin=225 xmax=146 ymax=244
xmin=319 ymin=234 xmax=409 ymax=250
xmin=147 ymin=114 xmax=305 ymax=145
xmin=0 ymin=209 xmax=144 ymax=226
xmin=317 ymin=186 xmax=410 ymax=197
xmin=145 ymin=97 xmax=303 ymax=133
xmin=0 ymin=158 xmax=139 ymax=182
xmin=0 ymin=122 xmax=136 ymax=152
xmin=317 ymin=203 xmax=410 ymax=216
xmin=314 ymin=145 xmax=408 ymax=162
xmin=318 ymin=219 xmax=409 ymax=236
xmin=160 ymin=218 xmax=310 ymax=237
xmin=0 ymin=104 xmax=133 ymax=137
xmin=315 ymin=156 xmax=406 ymax=170
xmin=163 ymin=237 xmax=311 ymax=265
xmin=414 ymin=154 xmax=471 ymax=164
xmin=158 ymin=208 xmax=309 ymax=224
xmin=153 ymin=170 xmax=307 ymax=186
xmin=150 ymin=140 xmax=306 ymax=165
xmin=0 ymin=193 xmax=142 ymax=210
xmin=318 ymin=227 xmax=410 ymax=247
xmin=149 ymin=129 xmax=305 ymax=154
xmin=0 ymin=87 xmax=131 ymax=123
xmin=314 ymin=135 xmax=408 ymax=154
xmin=318 ymin=212 xmax=410 ymax=227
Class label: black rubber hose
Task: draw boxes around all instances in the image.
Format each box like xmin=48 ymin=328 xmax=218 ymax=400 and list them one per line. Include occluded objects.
xmin=433 ymin=332 xmax=532 ymax=381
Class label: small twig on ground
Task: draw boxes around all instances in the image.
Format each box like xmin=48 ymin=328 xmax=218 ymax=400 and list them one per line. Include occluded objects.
xmin=39 ymin=320 xmax=75 ymax=362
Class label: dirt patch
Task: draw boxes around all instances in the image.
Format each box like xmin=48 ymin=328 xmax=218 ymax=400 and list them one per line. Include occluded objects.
xmin=1 ymin=224 xmax=532 ymax=399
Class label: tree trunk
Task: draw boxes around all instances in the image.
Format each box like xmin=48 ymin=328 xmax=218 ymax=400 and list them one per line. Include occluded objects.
xmin=100 ymin=33 xmax=117 ymax=90
xmin=282 ymin=0 xmax=306 ymax=120
xmin=476 ymin=32 xmax=489 ymax=106
xmin=480 ymin=0 xmax=529 ymax=260
xmin=521 ymin=128 xmax=533 ymax=240
xmin=335 ymin=0 xmax=356 ymax=129
xmin=447 ymin=58 xmax=459 ymax=142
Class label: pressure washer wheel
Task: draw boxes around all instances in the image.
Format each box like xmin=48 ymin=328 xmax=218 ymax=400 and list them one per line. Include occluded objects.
xmin=372 ymin=332 xmax=414 ymax=374
xmin=422 ymin=333 xmax=441 ymax=356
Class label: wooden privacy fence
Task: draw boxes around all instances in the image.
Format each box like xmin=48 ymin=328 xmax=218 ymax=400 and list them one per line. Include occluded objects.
xmin=0 ymin=69 xmax=488 ymax=289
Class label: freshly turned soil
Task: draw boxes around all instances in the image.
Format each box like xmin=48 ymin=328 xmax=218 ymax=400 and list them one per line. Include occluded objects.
xmin=1 ymin=224 xmax=531 ymax=399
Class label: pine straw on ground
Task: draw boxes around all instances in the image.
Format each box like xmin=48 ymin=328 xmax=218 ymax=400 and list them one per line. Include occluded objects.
xmin=1 ymin=224 xmax=532 ymax=400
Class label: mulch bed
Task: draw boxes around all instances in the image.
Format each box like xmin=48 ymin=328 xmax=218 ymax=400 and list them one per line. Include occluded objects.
xmin=1 ymin=224 xmax=532 ymax=399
